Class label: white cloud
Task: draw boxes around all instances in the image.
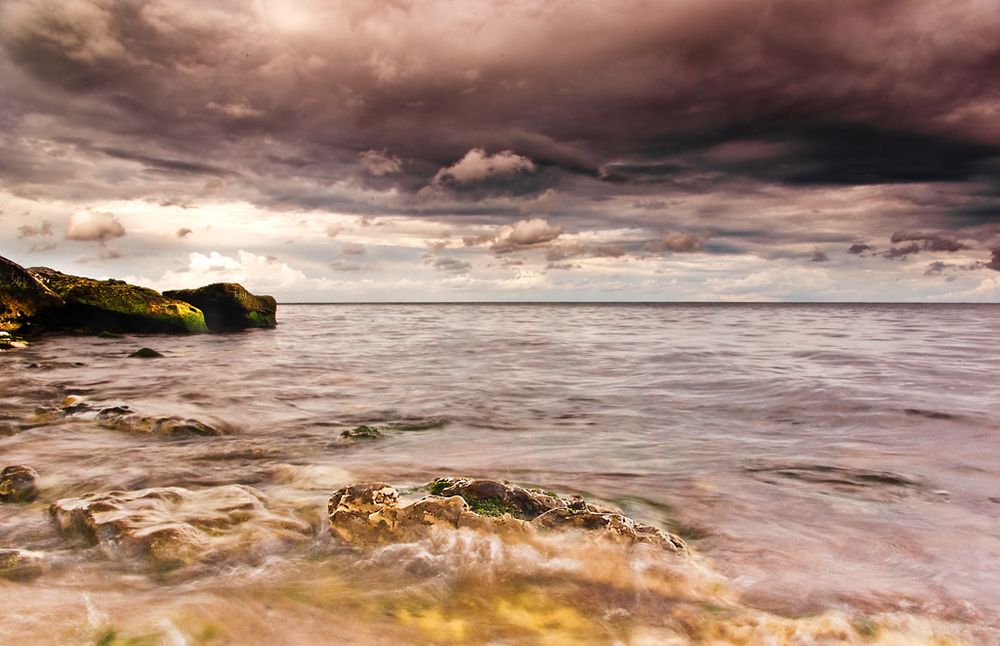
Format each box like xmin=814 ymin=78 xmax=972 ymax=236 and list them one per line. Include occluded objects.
xmin=491 ymin=217 xmax=563 ymax=253
xmin=127 ymin=250 xmax=313 ymax=294
xmin=65 ymin=210 xmax=125 ymax=243
xmin=432 ymin=148 xmax=535 ymax=185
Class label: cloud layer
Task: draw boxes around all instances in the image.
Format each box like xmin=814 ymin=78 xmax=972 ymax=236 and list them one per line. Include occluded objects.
xmin=0 ymin=0 xmax=998 ymax=300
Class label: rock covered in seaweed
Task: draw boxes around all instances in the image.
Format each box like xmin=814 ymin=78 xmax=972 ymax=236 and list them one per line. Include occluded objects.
xmin=0 ymin=255 xmax=63 ymax=333
xmin=328 ymin=478 xmax=686 ymax=552
xmin=163 ymin=283 xmax=276 ymax=330
xmin=50 ymin=485 xmax=312 ymax=569
xmin=0 ymin=465 xmax=40 ymax=502
xmin=29 ymin=267 xmax=208 ymax=334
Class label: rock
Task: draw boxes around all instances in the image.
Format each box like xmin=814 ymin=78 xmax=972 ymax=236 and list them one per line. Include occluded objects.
xmin=163 ymin=283 xmax=276 ymax=330
xmin=328 ymin=479 xmax=686 ymax=553
xmin=533 ymin=508 xmax=687 ymax=552
xmin=94 ymin=406 xmax=225 ymax=437
xmin=0 ymin=549 xmax=46 ymax=580
xmin=0 ymin=465 xmax=40 ymax=502
xmin=50 ymin=485 xmax=311 ymax=569
xmin=29 ymin=267 xmax=208 ymax=334
xmin=97 ymin=330 xmax=123 ymax=339
xmin=128 ymin=347 xmax=164 ymax=358
xmin=429 ymin=477 xmax=565 ymax=520
xmin=341 ymin=425 xmax=383 ymax=440
xmin=0 ymin=255 xmax=63 ymax=333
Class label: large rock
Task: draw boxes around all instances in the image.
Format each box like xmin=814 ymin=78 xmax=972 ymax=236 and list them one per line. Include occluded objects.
xmin=328 ymin=478 xmax=687 ymax=553
xmin=30 ymin=267 xmax=208 ymax=333
xmin=163 ymin=283 xmax=276 ymax=330
xmin=0 ymin=255 xmax=63 ymax=332
xmin=50 ymin=485 xmax=311 ymax=570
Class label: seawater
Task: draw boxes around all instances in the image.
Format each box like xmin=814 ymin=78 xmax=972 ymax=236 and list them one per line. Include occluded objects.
xmin=2 ymin=304 xmax=998 ymax=644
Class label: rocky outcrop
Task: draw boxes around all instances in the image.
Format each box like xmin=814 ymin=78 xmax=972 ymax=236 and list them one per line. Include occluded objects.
xmin=29 ymin=267 xmax=208 ymax=334
xmin=0 ymin=256 xmax=62 ymax=332
xmin=328 ymin=478 xmax=686 ymax=552
xmin=0 ymin=465 xmax=40 ymax=502
xmin=163 ymin=283 xmax=277 ymax=330
xmin=50 ymin=485 xmax=312 ymax=569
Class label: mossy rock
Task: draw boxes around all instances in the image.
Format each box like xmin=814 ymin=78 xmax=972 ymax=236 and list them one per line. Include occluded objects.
xmin=163 ymin=283 xmax=276 ymax=331
xmin=0 ymin=255 xmax=63 ymax=333
xmin=29 ymin=267 xmax=208 ymax=334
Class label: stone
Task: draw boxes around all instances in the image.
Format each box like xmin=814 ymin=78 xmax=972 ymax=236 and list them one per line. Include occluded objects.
xmin=328 ymin=479 xmax=687 ymax=553
xmin=50 ymin=485 xmax=311 ymax=569
xmin=94 ymin=406 xmax=225 ymax=437
xmin=0 ymin=549 xmax=46 ymax=580
xmin=29 ymin=267 xmax=208 ymax=334
xmin=0 ymin=255 xmax=63 ymax=333
xmin=128 ymin=347 xmax=164 ymax=358
xmin=0 ymin=465 xmax=40 ymax=502
xmin=341 ymin=425 xmax=383 ymax=440
xmin=163 ymin=283 xmax=277 ymax=330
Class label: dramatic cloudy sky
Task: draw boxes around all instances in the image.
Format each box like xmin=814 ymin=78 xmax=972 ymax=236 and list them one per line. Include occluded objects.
xmin=1 ymin=0 xmax=999 ymax=301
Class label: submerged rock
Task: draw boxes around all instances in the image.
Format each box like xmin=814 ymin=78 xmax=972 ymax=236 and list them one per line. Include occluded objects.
xmin=95 ymin=406 xmax=225 ymax=437
xmin=341 ymin=424 xmax=384 ymax=440
xmin=0 ymin=465 xmax=40 ymax=502
xmin=50 ymin=485 xmax=311 ymax=569
xmin=163 ymin=283 xmax=276 ymax=330
xmin=0 ymin=548 xmax=46 ymax=580
xmin=0 ymin=255 xmax=63 ymax=333
xmin=128 ymin=347 xmax=164 ymax=358
xmin=328 ymin=479 xmax=686 ymax=552
xmin=29 ymin=267 xmax=208 ymax=334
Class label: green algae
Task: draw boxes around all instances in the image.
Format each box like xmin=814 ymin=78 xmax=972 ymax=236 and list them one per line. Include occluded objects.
xmin=341 ymin=425 xmax=384 ymax=440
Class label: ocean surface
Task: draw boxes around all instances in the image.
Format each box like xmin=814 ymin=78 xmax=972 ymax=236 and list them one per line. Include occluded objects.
xmin=2 ymin=303 xmax=999 ymax=644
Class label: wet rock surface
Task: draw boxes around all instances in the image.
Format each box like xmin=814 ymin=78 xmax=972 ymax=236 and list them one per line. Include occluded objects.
xmin=128 ymin=347 xmax=164 ymax=358
xmin=329 ymin=479 xmax=687 ymax=552
xmin=0 ymin=255 xmax=62 ymax=333
xmin=0 ymin=465 xmax=40 ymax=502
xmin=50 ymin=485 xmax=312 ymax=569
xmin=164 ymin=283 xmax=277 ymax=331
xmin=29 ymin=267 xmax=209 ymax=334
xmin=45 ymin=397 xmax=229 ymax=438
xmin=0 ymin=548 xmax=46 ymax=580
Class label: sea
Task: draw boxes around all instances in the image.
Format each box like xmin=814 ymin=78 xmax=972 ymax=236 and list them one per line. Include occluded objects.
xmin=2 ymin=303 xmax=998 ymax=644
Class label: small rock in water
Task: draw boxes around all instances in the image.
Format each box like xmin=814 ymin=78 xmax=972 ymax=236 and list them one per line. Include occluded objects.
xmin=341 ymin=424 xmax=384 ymax=440
xmin=97 ymin=330 xmax=123 ymax=339
xmin=128 ymin=347 xmax=164 ymax=358
xmin=0 ymin=465 xmax=40 ymax=502
xmin=0 ymin=548 xmax=46 ymax=580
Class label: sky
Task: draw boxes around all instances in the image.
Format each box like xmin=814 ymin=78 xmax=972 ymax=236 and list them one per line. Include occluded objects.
xmin=1 ymin=0 xmax=999 ymax=302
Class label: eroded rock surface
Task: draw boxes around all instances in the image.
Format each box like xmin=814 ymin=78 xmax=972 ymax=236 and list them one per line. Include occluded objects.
xmin=164 ymin=283 xmax=276 ymax=330
xmin=0 ymin=465 xmax=40 ymax=502
xmin=50 ymin=485 xmax=312 ymax=569
xmin=328 ymin=479 xmax=686 ymax=552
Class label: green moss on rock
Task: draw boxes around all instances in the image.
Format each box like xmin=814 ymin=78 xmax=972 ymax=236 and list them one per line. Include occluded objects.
xmin=163 ymin=283 xmax=276 ymax=331
xmin=29 ymin=267 xmax=207 ymax=333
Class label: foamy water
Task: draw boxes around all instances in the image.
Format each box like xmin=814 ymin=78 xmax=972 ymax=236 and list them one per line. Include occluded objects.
xmin=2 ymin=304 xmax=998 ymax=643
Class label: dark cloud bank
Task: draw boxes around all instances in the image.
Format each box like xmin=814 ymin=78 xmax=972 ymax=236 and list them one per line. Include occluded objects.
xmin=1 ymin=0 xmax=999 ymax=297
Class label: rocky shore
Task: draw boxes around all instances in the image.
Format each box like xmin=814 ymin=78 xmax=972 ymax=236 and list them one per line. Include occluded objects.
xmin=0 ymin=254 xmax=276 ymax=336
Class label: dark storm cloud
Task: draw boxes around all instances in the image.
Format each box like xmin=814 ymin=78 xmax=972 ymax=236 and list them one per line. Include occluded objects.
xmin=847 ymin=243 xmax=874 ymax=255
xmin=889 ymin=231 xmax=969 ymax=253
xmin=987 ymin=248 xmax=1000 ymax=272
xmin=2 ymin=0 xmax=1000 ymax=267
